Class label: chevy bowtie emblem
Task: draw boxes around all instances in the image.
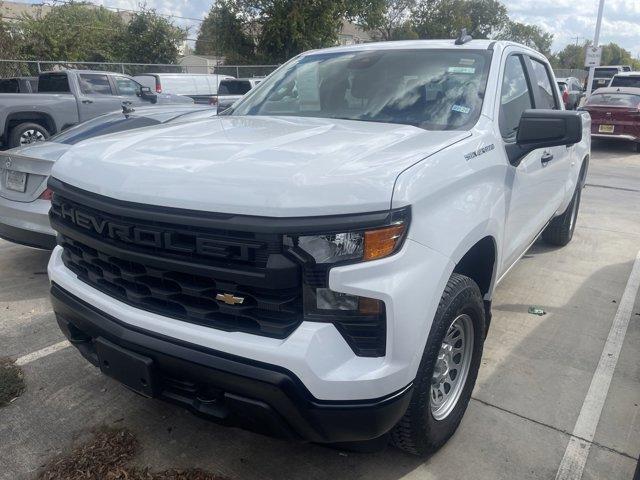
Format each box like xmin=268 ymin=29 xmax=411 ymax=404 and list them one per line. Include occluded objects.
xmin=216 ymin=293 xmax=245 ymax=305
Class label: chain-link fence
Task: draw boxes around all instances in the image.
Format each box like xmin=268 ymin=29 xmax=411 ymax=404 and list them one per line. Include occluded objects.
xmin=553 ymin=68 xmax=588 ymax=82
xmin=0 ymin=59 xmax=279 ymax=79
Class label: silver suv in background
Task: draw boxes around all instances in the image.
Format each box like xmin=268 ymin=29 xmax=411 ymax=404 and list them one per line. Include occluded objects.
xmin=556 ymin=77 xmax=584 ymax=110
xmin=608 ymin=72 xmax=640 ymax=88
xmin=133 ymin=73 xmax=234 ymax=104
xmin=213 ymin=77 xmax=263 ymax=112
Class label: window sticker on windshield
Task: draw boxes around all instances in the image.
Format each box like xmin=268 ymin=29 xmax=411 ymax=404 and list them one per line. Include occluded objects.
xmin=459 ymin=58 xmax=476 ymax=66
xmin=296 ymin=63 xmax=321 ymax=111
xmin=452 ymin=104 xmax=471 ymax=114
xmin=448 ymin=66 xmax=475 ymax=74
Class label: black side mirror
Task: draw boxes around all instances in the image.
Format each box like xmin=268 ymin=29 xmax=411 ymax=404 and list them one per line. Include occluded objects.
xmin=140 ymin=86 xmax=157 ymax=104
xmin=506 ymin=109 xmax=582 ymax=166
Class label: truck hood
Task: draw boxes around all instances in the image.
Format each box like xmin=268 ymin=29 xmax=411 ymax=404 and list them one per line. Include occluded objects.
xmin=51 ymin=116 xmax=469 ymax=216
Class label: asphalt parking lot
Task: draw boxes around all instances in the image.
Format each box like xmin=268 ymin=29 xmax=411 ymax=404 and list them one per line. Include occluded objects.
xmin=1 ymin=141 xmax=639 ymax=480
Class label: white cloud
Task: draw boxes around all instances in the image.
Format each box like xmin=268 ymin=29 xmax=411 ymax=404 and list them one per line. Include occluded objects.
xmin=506 ymin=0 xmax=640 ymax=56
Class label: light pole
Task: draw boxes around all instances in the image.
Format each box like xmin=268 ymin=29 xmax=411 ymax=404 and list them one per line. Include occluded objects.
xmin=585 ymin=0 xmax=606 ymax=98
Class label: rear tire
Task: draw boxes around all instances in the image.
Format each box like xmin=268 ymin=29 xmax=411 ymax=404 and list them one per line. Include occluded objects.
xmin=542 ymin=181 xmax=582 ymax=247
xmin=391 ymin=274 xmax=485 ymax=455
xmin=8 ymin=122 xmax=50 ymax=148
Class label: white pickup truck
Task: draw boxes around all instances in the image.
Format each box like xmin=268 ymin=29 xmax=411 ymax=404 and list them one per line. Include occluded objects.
xmin=46 ymin=38 xmax=590 ymax=454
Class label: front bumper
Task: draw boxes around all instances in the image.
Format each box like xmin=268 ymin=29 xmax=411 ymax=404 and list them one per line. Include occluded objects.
xmin=51 ymin=283 xmax=413 ymax=443
xmin=0 ymin=196 xmax=55 ymax=249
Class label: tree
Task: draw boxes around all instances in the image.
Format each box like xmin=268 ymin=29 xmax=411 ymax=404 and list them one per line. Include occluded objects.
xmin=551 ymin=43 xmax=585 ymax=70
xmin=360 ymin=0 xmax=417 ymax=41
xmin=412 ymin=0 xmax=508 ymax=40
xmin=600 ymin=42 xmax=636 ymax=67
xmin=247 ymin=0 xmax=384 ymax=63
xmin=195 ymin=0 xmax=256 ymax=63
xmin=495 ymin=21 xmax=553 ymax=56
xmin=16 ymin=2 xmax=125 ymax=62
xmin=0 ymin=3 xmax=18 ymax=59
xmin=120 ymin=7 xmax=186 ymax=64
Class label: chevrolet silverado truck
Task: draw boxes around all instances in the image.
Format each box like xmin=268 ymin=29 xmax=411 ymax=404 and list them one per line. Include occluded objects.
xmin=0 ymin=69 xmax=192 ymax=149
xmin=47 ymin=38 xmax=590 ymax=454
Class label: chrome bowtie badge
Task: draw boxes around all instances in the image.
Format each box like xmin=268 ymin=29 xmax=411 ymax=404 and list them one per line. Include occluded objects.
xmin=215 ymin=293 xmax=245 ymax=305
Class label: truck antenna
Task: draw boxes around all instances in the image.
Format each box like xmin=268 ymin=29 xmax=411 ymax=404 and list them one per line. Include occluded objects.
xmin=455 ymin=28 xmax=473 ymax=45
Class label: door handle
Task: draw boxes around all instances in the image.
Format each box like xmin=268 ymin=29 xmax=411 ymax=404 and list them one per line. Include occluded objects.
xmin=541 ymin=152 xmax=554 ymax=165
xmin=81 ymin=99 xmax=93 ymax=104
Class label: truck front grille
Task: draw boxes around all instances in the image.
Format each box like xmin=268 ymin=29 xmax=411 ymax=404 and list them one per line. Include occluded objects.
xmin=49 ymin=182 xmax=302 ymax=339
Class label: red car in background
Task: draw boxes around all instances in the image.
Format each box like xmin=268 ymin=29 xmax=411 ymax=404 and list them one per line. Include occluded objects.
xmin=581 ymin=87 xmax=640 ymax=152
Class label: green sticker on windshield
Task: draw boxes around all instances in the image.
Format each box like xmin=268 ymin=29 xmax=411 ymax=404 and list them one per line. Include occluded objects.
xmin=448 ymin=66 xmax=475 ymax=74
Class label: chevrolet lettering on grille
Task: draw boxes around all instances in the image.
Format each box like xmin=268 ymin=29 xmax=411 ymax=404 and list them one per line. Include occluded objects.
xmin=50 ymin=200 xmax=263 ymax=261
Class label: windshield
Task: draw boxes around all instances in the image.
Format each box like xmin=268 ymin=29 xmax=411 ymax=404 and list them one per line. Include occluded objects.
xmin=594 ymin=68 xmax=620 ymax=78
xmin=230 ymin=49 xmax=492 ymax=131
xmin=219 ymin=80 xmax=252 ymax=95
xmin=609 ymin=76 xmax=640 ymax=88
xmin=586 ymin=93 xmax=640 ymax=108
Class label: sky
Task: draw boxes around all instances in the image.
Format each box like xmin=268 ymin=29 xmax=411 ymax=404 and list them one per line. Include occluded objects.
xmin=18 ymin=0 xmax=640 ymax=57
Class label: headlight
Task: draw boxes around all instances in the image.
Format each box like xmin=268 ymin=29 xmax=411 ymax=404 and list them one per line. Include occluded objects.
xmin=292 ymin=222 xmax=407 ymax=265
xmin=283 ymin=209 xmax=409 ymax=357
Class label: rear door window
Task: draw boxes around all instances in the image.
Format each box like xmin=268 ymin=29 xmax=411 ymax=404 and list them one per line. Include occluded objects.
xmin=529 ymin=59 xmax=559 ymax=109
xmin=37 ymin=73 xmax=71 ymax=93
xmin=79 ymin=74 xmax=113 ymax=95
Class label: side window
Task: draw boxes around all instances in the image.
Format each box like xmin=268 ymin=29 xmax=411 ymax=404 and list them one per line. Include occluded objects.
xmin=114 ymin=76 xmax=140 ymax=96
xmin=499 ymin=55 xmax=533 ymax=141
xmin=79 ymin=74 xmax=113 ymax=95
xmin=529 ymin=59 xmax=559 ymax=109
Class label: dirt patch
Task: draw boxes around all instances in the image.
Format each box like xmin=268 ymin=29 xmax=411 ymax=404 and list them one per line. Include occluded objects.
xmin=0 ymin=358 xmax=25 ymax=407
xmin=37 ymin=426 xmax=229 ymax=480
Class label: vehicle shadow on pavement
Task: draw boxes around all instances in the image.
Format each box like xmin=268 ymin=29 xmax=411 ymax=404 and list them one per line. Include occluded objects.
xmin=0 ymin=243 xmax=51 ymax=303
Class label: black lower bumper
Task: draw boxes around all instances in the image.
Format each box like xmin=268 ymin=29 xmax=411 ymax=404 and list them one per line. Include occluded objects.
xmin=0 ymin=222 xmax=56 ymax=250
xmin=50 ymin=283 xmax=412 ymax=443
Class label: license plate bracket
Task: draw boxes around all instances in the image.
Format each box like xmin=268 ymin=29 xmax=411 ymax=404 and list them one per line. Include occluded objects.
xmin=95 ymin=338 xmax=157 ymax=397
xmin=599 ymin=124 xmax=615 ymax=133
xmin=5 ymin=169 xmax=27 ymax=192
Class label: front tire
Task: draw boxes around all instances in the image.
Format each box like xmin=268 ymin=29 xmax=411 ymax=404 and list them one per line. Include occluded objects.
xmin=391 ymin=274 xmax=485 ymax=455
xmin=8 ymin=122 xmax=50 ymax=148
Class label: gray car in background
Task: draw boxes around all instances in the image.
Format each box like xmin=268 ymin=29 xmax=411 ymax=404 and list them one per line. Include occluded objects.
xmin=556 ymin=77 xmax=584 ymax=110
xmin=0 ymin=104 xmax=216 ymax=249
xmin=0 ymin=69 xmax=193 ymax=149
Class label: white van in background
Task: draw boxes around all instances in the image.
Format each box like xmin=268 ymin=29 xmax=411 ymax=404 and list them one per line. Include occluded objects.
xmin=133 ymin=73 xmax=235 ymax=104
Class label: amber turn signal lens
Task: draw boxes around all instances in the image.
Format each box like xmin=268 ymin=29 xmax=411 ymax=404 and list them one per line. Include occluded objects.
xmin=358 ymin=297 xmax=382 ymax=315
xmin=363 ymin=224 xmax=405 ymax=261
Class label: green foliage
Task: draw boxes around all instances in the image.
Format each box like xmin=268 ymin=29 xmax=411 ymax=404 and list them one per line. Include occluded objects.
xmin=16 ymin=2 xmax=126 ymax=62
xmin=360 ymin=0 xmax=417 ymax=41
xmin=551 ymin=43 xmax=586 ymax=70
xmin=550 ymin=42 xmax=640 ymax=70
xmin=495 ymin=21 xmax=554 ymax=56
xmin=120 ymin=8 xmax=186 ymax=64
xmin=10 ymin=2 xmax=183 ymax=64
xmin=195 ymin=0 xmax=255 ymax=63
xmin=411 ymin=0 xmax=508 ymax=40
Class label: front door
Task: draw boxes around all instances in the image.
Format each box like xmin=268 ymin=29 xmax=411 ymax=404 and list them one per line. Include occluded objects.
xmin=499 ymin=54 xmax=570 ymax=274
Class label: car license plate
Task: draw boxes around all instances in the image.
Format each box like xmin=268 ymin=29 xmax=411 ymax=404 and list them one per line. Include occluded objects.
xmin=5 ymin=169 xmax=27 ymax=192
xmin=599 ymin=124 xmax=615 ymax=133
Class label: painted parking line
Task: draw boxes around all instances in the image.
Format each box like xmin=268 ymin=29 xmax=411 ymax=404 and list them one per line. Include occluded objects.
xmin=555 ymin=249 xmax=640 ymax=480
xmin=15 ymin=340 xmax=71 ymax=366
